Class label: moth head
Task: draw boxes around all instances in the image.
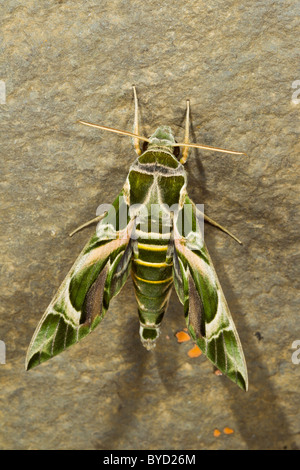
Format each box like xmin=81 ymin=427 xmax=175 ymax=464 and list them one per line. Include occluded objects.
xmin=146 ymin=126 xmax=180 ymax=158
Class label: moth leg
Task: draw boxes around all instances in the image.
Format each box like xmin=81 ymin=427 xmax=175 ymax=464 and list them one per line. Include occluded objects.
xmin=132 ymin=85 xmax=142 ymax=156
xmin=69 ymin=212 xmax=108 ymax=237
xmin=180 ymin=99 xmax=190 ymax=165
xmin=197 ymin=208 xmax=242 ymax=245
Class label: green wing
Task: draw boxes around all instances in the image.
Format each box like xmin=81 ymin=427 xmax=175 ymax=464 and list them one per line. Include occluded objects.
xmin=26 ymin=191 xmax=133 ymax=370
xmin=173 ymin=196 xmax=248 ymax=390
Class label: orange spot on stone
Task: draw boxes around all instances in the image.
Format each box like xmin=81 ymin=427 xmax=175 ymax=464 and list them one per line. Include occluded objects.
xmin=175 ymin=331 xmax=190 ymax=343
xmin=223 ymin=427 xmax=234 ymax=435
xmin=213 ymin=428 xmax=221 ymax=437
xmin=187 ymin=345 xmax=202 ymax=357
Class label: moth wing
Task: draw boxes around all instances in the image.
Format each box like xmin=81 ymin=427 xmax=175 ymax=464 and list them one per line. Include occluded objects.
xmin=26 ymin=191 xmax=133 ymax=370
xmin=173 ymin=197 xmax=248 ymax=391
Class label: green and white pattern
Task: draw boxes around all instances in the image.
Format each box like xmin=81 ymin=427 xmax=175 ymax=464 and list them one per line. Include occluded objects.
xmin=26 ymin=89 xmax=248 ymax=391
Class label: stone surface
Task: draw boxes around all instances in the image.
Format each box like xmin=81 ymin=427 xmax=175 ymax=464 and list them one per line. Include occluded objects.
xmin=0 ymin=0 xmax=299 ymax=450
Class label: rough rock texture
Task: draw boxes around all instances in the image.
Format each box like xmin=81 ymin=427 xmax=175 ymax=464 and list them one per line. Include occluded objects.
xmin=0 ymin=0 xmax=299 ymax=450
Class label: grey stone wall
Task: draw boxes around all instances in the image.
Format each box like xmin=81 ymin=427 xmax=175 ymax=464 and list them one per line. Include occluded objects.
xmin=1 ymin=0 xmax=299 ymax=450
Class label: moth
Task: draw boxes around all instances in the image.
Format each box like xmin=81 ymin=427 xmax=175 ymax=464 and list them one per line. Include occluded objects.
xmin=26 ymin=87 xmax=248 ymax=390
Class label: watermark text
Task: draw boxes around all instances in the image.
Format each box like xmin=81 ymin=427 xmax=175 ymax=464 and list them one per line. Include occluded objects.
xmin=95 ymin=199 xmax=205 ymax=241
xmin=0 ymin=80 xmax=5 ymax=104
xmin=291 ymin=80 xmax=300 ymax=104
xmin=291 ymin=340 xmax=300 ymax=364
xmin=0 ymin=340 xmax=5 ymax=364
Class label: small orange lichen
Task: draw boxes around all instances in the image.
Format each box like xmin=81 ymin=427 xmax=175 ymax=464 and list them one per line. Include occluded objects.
xmin=175 ymin=331 xmax=190 ymax=343
xmin=213 ymin=428 xmax=221 ymax=437
xmin=223 ymin=427 xmax=234 ymax=435
xmin=187 ymin=345 xmax=202 ymax=357
xmin=214 ymin=369 xmax=223 ymax=376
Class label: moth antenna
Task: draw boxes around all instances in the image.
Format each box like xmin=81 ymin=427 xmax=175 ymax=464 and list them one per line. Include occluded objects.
xmin=78 ymin=120 xmax=150 ymax=144
xmin=180 ymin=99 xmax=191 ymax=164
xmin=132 ymin=85 xmax=142 ymax=155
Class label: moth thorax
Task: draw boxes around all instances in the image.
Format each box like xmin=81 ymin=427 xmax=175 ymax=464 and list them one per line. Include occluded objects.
xmin=139 ymin=324 xmax=161 ymax=350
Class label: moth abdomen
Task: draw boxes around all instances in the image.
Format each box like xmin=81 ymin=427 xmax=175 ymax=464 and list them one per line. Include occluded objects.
xmin=132 ymin=241 xmax=174 ymax=350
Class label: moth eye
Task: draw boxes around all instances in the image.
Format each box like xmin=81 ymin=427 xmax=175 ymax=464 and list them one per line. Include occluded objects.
xmin=173 ymin=144 xmax=180 ymax=159
xmin=142 ymin=141 xmax=148 ymax=152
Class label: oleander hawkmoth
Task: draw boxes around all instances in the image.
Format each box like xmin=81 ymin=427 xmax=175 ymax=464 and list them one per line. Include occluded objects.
xmin=26 ymin=87 xmax=248 ymax=390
